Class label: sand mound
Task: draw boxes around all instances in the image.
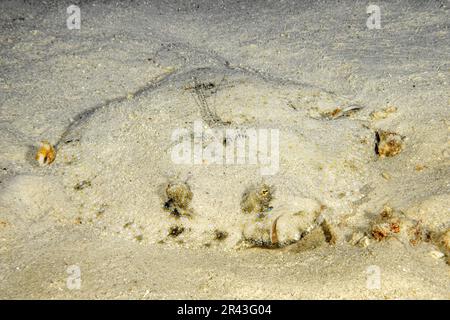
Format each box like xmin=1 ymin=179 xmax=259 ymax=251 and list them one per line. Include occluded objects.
xmin=1 ymin=0 xmax=448 ymax=299
xmin=1 ymin=65 xmax=448 ymax=252
xmin=10 ymin=66 xmax=375 ymax=248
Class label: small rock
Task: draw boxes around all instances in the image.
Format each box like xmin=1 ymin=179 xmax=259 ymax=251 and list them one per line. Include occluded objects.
xmin=370 ymin=106 xmax=397 ymax=120
xmin=381 ymin=172 xmax=391 ymax=180
xmin=359 ymin=236 xmax=371 ymax=248
xmin=429 ymin=250 xmax=444 ymax=259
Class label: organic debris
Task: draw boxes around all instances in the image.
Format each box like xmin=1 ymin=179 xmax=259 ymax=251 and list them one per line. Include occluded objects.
xmin=168 ymin=225 xmax=185 ymax=237
xmin=371 ymin=206 xmax=402 ymax=241
xmin=407 ymin=221 xmax=425 ymax=246
xmin=74 ymin=180 xmax=91 ymax=190
xmin=163 ymin=181 xmax=193 ymax=217
xmin=35 ymin=141 xmax=56 ymax=166
xmin=321 ymin=105 xmax=363 ymax=120
xmin=375 ymin=130 xmax=404 ymax=157
xmin=213 ymin=230 xmax=228 ymax=241
xmin=123 ymin=221 xmax=133 ymax=229
xmin=369 ymin=206 xmax=428 ymax=246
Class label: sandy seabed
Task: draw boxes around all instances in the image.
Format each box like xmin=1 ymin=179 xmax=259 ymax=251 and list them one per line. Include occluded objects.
xmin=0 ymin=0 xmax=449 ymax=299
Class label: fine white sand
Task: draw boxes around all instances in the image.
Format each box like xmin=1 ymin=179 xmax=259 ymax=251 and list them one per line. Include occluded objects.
xmin=0 ymin=0 xmax=449 ymax=299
